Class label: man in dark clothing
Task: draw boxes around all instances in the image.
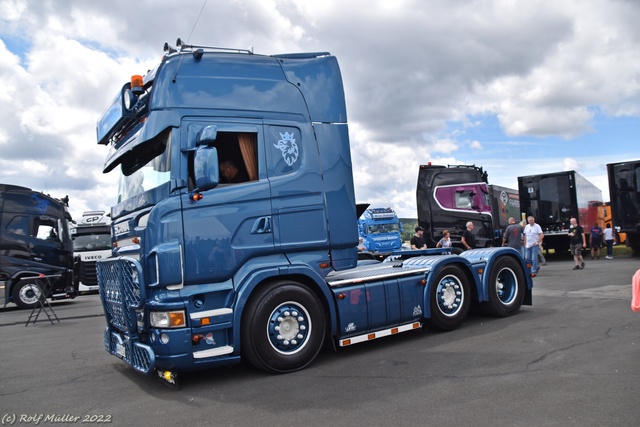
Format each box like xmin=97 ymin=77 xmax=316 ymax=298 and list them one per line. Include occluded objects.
xmin=502 ymin=217 xmax=524 ymax=256
xmin=411 ymin=226 xmax=427 ymax=249
xmin=461 ymin=221 xmax=476 ymax=250
xmin=590 ymin=223 xmax=603 ymax=260
xmin=569 ymin=217 xmax=586 ymax=270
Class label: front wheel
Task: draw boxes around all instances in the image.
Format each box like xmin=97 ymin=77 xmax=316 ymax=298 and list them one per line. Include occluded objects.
xmin=241 ymin=281 xmax=326 ymax=373
xmin=428 ymin=265 xmax=471 ymax=331
xmin=480 ymin=256 xmax=525 ymax=317
xmin=12 ymin=279 xmax=42 ymax=309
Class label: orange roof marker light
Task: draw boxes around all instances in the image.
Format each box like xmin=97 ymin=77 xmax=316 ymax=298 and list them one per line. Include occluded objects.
xmin=131 ymin=75 xmax=144 ymax=93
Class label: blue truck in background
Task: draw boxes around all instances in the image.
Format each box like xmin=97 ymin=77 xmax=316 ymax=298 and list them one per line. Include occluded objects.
xmin=357 ymin=207 xmax=403 ymax=252
xmin=95 ymin=39 xmax=533 ymax=386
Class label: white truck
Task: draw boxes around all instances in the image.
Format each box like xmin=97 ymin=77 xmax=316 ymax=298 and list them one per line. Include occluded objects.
xmin=71 ymin=211 xmax=111 ymax=293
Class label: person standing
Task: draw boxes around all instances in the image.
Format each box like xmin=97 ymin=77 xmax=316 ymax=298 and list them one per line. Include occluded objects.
xmin=436 ymin=230 xmax=452 ymax=254
xmin=502 ymin=217 xmax=524 ymax=257
xmin=569 ymin=217 xmax=587 ymax=270
xmin=461 ymin=221 xmax=476 ymax=250
xmin=411 ymin=226 xmax=427 ymax=249
xmin=590 ymin=222 xmax=603 ymax=260
xmin=523 ymin=216 xmax=544 ymax=276
xmin=603 ymin=223 xmax=615 ymax=259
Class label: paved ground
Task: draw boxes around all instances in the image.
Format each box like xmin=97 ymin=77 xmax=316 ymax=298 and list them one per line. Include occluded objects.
xmin=1 ymin=252 xmax=639 ymax=426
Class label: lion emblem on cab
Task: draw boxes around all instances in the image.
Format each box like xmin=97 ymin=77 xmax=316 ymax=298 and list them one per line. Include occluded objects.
xmin=273 ymin=132 xmax=299 ymax=166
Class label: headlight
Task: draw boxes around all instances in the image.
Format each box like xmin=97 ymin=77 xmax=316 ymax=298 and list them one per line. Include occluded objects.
xmin=149 ymin=310 xmax=186 ymax=328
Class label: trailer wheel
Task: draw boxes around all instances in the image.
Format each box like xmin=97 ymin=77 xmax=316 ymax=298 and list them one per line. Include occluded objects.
xmin=428 ymin=265 xmax=471 ymax=330
xmin=241 ymin=281 xmax=326 ymax=373
xmin=481 ymin=256 xmax=525 ymax=317
xmin=12 ymin=279 xmax=42 ymax=309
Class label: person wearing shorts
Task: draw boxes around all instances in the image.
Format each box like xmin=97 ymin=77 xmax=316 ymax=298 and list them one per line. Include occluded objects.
xmin=569 ymin=217 xmax=586 ymax=270
xmin=590 ymin=223 xmax=603 ymax=260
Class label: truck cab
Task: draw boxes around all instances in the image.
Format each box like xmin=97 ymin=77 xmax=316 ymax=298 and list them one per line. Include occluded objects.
xmin=357 ymin=207 xmax=403 ymax=252
xmin=72 ymin=211 xmax=112 ymax=293
xmin=0 ymin=184 xmax=76 ymax=308
xmin=416 ymin=164 xmax=494 ymax=249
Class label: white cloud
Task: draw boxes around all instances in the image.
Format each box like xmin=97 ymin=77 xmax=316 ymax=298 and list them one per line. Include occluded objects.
xmin=563 ymin=158 xmax=580 ymax=172
xmin=470 ymin=140 xmax=483 ymax=150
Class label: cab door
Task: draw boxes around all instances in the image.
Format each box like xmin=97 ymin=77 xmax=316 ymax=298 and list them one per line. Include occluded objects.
xmin=180 ymin=120 xmax=273 ymax=284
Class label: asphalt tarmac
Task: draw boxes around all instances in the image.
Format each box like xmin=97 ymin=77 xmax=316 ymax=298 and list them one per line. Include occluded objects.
xmin=1 ymin=253 xmax=639 ymax=427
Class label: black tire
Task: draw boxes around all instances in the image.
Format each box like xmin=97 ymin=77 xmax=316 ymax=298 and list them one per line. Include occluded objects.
xmin=12 ymin=279 xmax=42 ymax=309
xmin=428 ymin=265 xmax=471 ymax=331
xmin=241 ymin=281 xmax=326 ymax=373
xmin=480 ymin=256 xmax=525 ymax=317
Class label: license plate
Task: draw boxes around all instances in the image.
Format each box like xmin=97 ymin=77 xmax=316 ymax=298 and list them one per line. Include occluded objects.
xmin=116 ymin=343 xmax=126 ymax=358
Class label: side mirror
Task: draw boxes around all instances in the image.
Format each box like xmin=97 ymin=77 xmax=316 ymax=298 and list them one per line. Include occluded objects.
xmin=194 ymin=146 xmax=220 ymax=191
xmin=196 ymin=125 xmax=218 ymax=146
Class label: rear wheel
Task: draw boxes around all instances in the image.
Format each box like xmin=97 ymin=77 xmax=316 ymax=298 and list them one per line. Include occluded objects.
xmin=241 ymin=281 xmax=326 ymax=373
xmin=480 ymin=256 xmax=525 ymax=317
xmin=428 ymin=265 xmax=471 ymax=330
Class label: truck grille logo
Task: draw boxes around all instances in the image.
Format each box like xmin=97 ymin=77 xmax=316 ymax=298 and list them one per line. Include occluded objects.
xmin=273 ymin=132 xmax=299 ymax=166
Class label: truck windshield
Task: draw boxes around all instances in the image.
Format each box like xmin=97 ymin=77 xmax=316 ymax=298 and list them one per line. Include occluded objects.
xmin=367 ymin=224 xmax=400 ymax=234
xmin=73 ymin=234 xmax=112 ymax=251
xmin=117 ymin=131 xmax=171 ymax=203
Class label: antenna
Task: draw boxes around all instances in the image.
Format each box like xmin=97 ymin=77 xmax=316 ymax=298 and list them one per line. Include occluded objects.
xmin=172 ymin=0 xmax=208 ymax=83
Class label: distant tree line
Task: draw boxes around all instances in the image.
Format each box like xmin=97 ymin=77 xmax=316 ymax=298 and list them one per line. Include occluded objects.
xmin=399 ymin=218 xmax=418 ymax=243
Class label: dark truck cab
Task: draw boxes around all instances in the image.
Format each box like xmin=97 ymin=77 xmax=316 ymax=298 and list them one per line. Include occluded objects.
xmin=0 ymin=184 xmax=76 ymax=308
xmin=417 ymin=164 xmax=494 ymax=250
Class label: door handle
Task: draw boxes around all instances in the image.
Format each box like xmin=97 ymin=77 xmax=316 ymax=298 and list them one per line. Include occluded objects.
xmin=251 ymin=216 xmax=272 ymax=234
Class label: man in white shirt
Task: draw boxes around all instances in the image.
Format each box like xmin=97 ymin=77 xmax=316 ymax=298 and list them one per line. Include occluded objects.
xmin=523 ymin=216 xmax=544 ymax=276
xmin=602 ymin=224 xmax=615 ymax=259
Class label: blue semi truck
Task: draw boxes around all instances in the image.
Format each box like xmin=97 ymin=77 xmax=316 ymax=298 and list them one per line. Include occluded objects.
xmin=357 ymin=207 xmax=403 ymax=252
xmin=95 ymin=39 xmax=533 ymax=386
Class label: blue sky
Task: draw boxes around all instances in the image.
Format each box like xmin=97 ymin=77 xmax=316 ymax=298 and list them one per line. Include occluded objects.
xmin=1 ymin=0 xmax=639 ymax=219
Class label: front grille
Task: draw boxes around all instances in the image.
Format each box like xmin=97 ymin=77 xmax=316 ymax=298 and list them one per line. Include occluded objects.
xmin=97 ymin=257 xmax=145 ymax=334
xmin=99 ymin=258 xmax=154 ymax=374
xmin=79 ymin=261 xmax=98 ymax=286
